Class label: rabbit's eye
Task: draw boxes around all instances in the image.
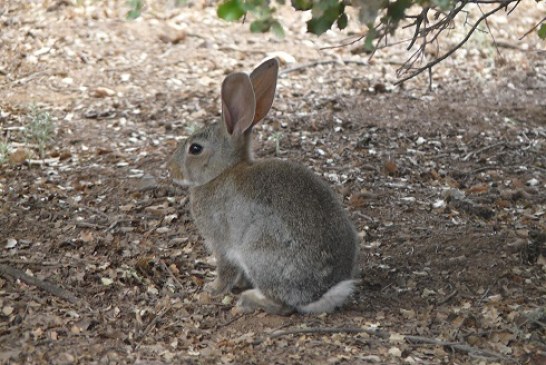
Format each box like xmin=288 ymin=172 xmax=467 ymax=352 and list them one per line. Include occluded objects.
xmin=188 ymin=143 xmax=203 ymax=155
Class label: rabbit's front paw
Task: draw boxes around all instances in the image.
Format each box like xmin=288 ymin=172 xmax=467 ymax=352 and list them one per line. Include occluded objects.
xmin=204 ymin=278 xmax=227 ymax=297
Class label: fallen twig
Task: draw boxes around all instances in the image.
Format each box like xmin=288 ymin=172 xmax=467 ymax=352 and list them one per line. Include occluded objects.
xmin=470 ymin=165 xmax=501 ymax=174
xmin=76 ymin=221 xmax=107 ymax=229
xmin=405 ymin=335 xmax=515 ymax=362
xmin=253 ymin=326 xmax=516 ymax=362
xmin=253 ymin=326 xmax=388 ymax=345
xmin=157 ymin=259 xmax=185 ymax=290
xmin=0 ymin=264 xmax=79 ymax=304
xmin=469 ymin=164 xmax=546 ymax=175
xmin=437 ymin=289 xmax=459 ymax=305
xmin=0 ymin=258 xmax=68 ymax=267
xmin=215 ymin=313 xmax=246 ymax=329
xmin=462 ymin=141 xmax=507 ymax=161
xmin=280 ymin=60 xmax=368 ymax=76
xmin=135 ymin=306 xmax=170 ymax=347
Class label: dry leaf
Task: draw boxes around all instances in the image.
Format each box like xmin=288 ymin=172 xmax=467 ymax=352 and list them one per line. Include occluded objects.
xmin=169 ymin=264 xmax=180 ymax=275
xmin=349 ymin=193 xmax=367 ymax=208
xmin=384 ymin=159 xmax=398 ymax=174
xmin=9 ymin=149 xmax=28 ymax=164
xmin=159 ymin=28 xmax=187 ymax=44
xmin=389 ymin=333 xmax=405 ymax=344
xmin=388 ymin=347 xmax=402 ymax=357
xmin=196 ymin=292 xmax=213 ymax=304
xmin=79 ymin=230 xmax=95 ymax=243
xmin=92 ymin=87 xmax=115 ymax=98
xmin=6 ymin=238 xmax=17 ymax=249
xmin=467 ymin=183 xmax=489 ymax=194
xmin=482 ymin=306 xmax=501 ymax=326
xmin=191 ymin=275 xmax=204 ymax=287
xmin=2 ymin=306 xmax=14 ymax=316
xmin=100 ymin=277 xmax=114 ymax=286
xmin=399 ymin=308 xmax=415 ymax=319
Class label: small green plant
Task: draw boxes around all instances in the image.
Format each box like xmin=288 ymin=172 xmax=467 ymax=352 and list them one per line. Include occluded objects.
xmin=0 ymin=140 xmax=9 ymax=164
xmin=269 ymin=131 xmax=284 ymax=156
xmin=539 ymin=23 xmax=546 ymax=39
xmin=127 ymin=0 xmax=144 ymax=20
xmin=26 ymin=106 xmax=54 ymax=158
xmin=184 ymin=121 xmax=202 ymax=135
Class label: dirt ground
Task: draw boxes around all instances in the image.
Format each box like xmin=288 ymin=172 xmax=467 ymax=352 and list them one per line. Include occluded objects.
xmin=0 ymin=1 xmax=545 ymax=364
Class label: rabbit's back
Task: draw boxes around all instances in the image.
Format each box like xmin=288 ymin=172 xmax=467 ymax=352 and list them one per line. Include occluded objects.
xmin=191 ymin=159 xmax=358 ymax=307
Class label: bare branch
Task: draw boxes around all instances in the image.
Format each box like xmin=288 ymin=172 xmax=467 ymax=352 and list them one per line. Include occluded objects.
xmin=394 ymin=0 xmax=516 ymax=85
xmin=406 ymin=7 xmax=429 ymax=51
xmin=519 ymin=16 xmax=546 ymax=40
xmin=507 ymin=0 xmax=521 ymax=15
xmin=280 ymin=59 xmax=369 ymax=75
xmin=476 ymin=3 xmax=502 ymax=56
xmin=0 ymin=263 xmax=80 ymax=304
xmin=320 ymin=34 xmax=366 ymax=50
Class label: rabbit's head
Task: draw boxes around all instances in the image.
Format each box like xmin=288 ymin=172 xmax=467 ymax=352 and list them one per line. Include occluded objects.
xmin=168 ymin=59 xmax=279 ymax=187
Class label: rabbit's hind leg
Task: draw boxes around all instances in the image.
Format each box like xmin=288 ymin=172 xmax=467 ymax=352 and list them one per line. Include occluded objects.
xmin=231 ymin=271 xmax=253 ymax=294
xmin=237 ymin=289 xmax=294 ymax=315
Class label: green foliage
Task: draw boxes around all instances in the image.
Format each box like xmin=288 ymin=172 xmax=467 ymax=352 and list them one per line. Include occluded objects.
xmin=387 ymin=0 xmax=411 ymax=21
xmin=126 ymin=0 xmax=144 ymax=20
xmin=215 ymin=0 xmax=545 ymax=45
xmin=364 ymin=26 xmax=377 ymax=52
xmin=432 ymin=0 xmax=454 ymax=11
xmin=268 ymin=131 xmax=284 ymax=156
xmin=0 ymin=140 xmax=8 ymax=165
xmin=217 ymin=0 xmax=245 ymax=21
xmin=307 ymin=0 xmax=346 ymax=35
xmin=125 ymin=0 xmax=187 ymax=19
xmin=292 ymin=0 xmax=313 ymax=11
xmin=539 ymin=23 xmax=546 ymax=39
xmin=383 ymin=0 xmax=413 ymax=34
xmin=271 ymin=20 xmax=285 ymax=37
xmin=337 ymin=12 xmax=348 ymax=30
xmin=216 ymin=0 xmax=415 ymax=37
xmin=119 ymin=0 xmax=544 ymax=45
xmin=356 ymin=0 xmax=384 ymax=26
xmin=218 ymin=0 xmax=287 ymax=35
xmin=26 ymin=106 xmax=54 ymax=158
xmin=218 ymin=0 xmax=351 ymax=35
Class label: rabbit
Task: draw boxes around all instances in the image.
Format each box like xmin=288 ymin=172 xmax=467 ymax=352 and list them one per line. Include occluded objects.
xmin=167 ymin=58 xmax=359 ymax=315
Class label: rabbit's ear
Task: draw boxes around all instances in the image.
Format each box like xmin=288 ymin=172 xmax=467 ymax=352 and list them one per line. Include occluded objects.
xmin=221 ymin=72 xmax=256 ymax=135
xmin=250 ymin=58 xmax=279 ymax=125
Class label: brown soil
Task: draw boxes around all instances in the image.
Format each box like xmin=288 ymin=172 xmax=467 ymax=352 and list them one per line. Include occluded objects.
xmin=0 ymin=1 xmax=545 ymax=364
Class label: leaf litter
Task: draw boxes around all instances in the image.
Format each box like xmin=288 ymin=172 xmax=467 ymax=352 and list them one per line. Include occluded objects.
xmin=0 ymin=1 xmax=545 ymax=364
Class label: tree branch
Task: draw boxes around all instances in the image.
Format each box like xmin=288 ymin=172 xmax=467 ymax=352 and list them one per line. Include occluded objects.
xmin=395 ymin=0 xmax=516 ymax=85
xmin=519 ymin=16 xmax=546 ymax=40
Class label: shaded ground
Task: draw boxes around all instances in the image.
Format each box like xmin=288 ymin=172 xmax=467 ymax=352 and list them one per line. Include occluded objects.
xmin=0 ymin=1 xmax=545 ymax=364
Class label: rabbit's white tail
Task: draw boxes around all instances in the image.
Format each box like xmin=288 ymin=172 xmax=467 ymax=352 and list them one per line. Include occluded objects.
xmin=297 ymin=280 xmax=357 ymax=314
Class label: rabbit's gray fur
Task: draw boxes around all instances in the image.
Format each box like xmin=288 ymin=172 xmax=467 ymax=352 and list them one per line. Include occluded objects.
xmin=168 ymin=59 xmax=359 ymax=314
